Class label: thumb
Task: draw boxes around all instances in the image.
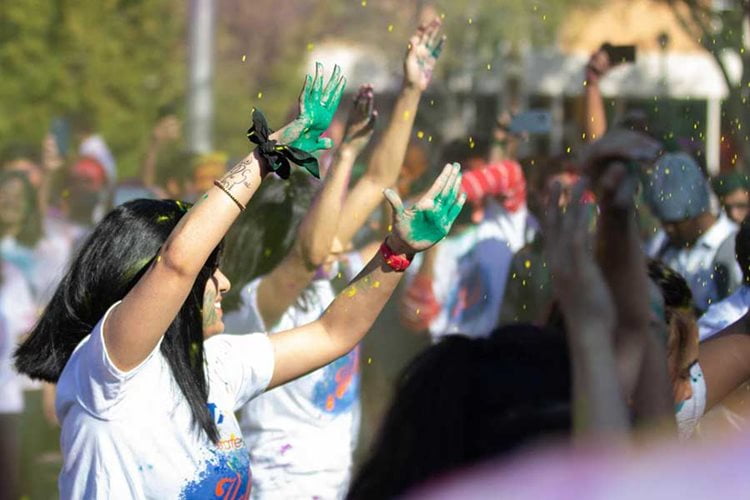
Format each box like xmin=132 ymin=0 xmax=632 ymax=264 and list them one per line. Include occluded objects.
xmin=383 ymin=188 xmax=405 ymax=216
xmin=316 ymin=137 xmax=333 ymax=151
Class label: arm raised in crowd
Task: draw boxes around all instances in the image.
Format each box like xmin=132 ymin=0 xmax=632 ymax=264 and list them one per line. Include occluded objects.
xmin=104 ymin=67 xmax=340 ymax=372
xmin=699 ymin=313 xmax=750 ymax=410
xmin=334 ymin=19 xmax=445 ymax=248
xmin=583 ymin=49 xmax=611 ymax=142
xmin=267 ymin=163 xmax=465 ymax=389
xmin=255 ymin=80 xmax=377 ymax=329
xmin=545 ymin=181 xmax=629 ymax=437
xmin=583 ymin=130 xmax=674 ymax=430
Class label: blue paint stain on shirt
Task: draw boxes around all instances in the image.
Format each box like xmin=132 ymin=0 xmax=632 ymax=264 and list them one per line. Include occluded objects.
xmin=312 ymin=346 xmax=360 ymax=414
xmin=180 ymin=448 xmax=251 ymax=500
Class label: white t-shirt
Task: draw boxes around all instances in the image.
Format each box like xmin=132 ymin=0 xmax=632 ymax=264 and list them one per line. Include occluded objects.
xmin=675 ymin=362 xmax=707 ymax=440
xmin=224 ymin=256 xmax=363 ymax=500
xmin=646 ymin=214 xmax=741 ymax=312
xmin=425 ymin=200 xmax=537 ymax=341
xmin=697 ymin=285 xmax=750 ymax=341
xmin=0 ymin=262 xmax=37 ymax=414
xmin=56 ymin=302 xmax=275 ymax=499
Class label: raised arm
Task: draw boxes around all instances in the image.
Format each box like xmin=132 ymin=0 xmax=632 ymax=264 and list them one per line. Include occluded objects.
xmin=255 ymin=81 xmax=378 ymax=328
xmin=334 ymin=19 xmax=445 ymax=248
xmin=699 ymin=313 xmax=750 ymax=410
xmin=103 ymin=68 xmax=339 ymax=371
xmin=583 ymin=49 xmax=611 ymax=142
xmin=545 ymin=181 xmax=629 ymax=437
xmin=267 ymin=163 xmax=465 ymax=388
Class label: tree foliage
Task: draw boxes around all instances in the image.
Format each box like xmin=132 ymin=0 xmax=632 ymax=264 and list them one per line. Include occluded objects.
xmin=0 ymin=0 xmax=185 ymax=178
xmin=659 ymin=0 xmax=750 ymax=164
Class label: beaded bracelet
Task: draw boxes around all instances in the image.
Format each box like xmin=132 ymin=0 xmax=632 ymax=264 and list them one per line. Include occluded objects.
xmin=213 ymin=180 xmax=246 ymax=212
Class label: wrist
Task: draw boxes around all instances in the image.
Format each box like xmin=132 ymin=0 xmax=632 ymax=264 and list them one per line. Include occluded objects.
xmin=400 ymin=80 xmax=423 ymax=97
xmin=381 ymin=237 xmax=415 ymax=272
xmin=252 ymin=149 xmax=272 ymax=178
xmin=385 ymin=234 xmax=414 ymax=256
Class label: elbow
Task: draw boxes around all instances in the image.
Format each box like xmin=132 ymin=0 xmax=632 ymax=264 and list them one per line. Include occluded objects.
xmin=295 ymin=241 xmax=328 ymax=271
xmin=159 ymin=239 xmax=199 ymax=279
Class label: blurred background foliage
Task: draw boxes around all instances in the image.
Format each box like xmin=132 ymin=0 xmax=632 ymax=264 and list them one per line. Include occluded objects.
xmin=1 ymin=0 xmax=599 ymax=178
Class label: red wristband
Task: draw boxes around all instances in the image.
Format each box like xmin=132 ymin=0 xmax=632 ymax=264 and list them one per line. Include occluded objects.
xmin=380 ymin=240 xmax=413 ymax=272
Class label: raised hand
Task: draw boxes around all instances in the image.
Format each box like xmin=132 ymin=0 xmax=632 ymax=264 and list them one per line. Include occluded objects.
xmin=278 ymin=63 xmax=347 ymax=153
xmin=545 ymin=181 xmax=615 ymax=330
xmin=404 ymin=18 xmax=445 ymax=91
xmin=342 ymin=84 xmax=378 ymax=151
xmin=580 ymin=128 xmax=662 ymax=179
xmin=384 ymin=162 xmax=466 ymax=254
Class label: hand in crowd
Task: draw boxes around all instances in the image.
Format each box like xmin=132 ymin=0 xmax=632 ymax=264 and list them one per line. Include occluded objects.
xmin=581 ymin=128 xmax=662 ymax=177
xmin=41 ymin=133 xmax=63 ymax=172
xmin=280 ymin=63 xmax=347 ymax=152
xmin=384 ymin=162 xmax=465 ymax=254
xmin=404 ymin=18 xmax=445 ymax=91
xmin=545 ymin=181 xmax=615 ymax=333
xmin=342 ymin=84 xmax=377 ymax=152
xmin=585 ymin=48 xmax=611 ymax=84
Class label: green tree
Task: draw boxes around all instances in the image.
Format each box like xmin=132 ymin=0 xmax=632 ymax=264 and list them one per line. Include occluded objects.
xmin=0 ymin=0 xmax=185 ymax=178
xmin=660 ymin=0 xmax=750 ymax=164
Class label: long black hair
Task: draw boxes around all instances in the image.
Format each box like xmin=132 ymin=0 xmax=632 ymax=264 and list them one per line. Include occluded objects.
xmin=221 ymin=170 xmax=316 ymax=312
xmin=15 ymin=199 xmax=223 ymax=443
xmin=348 ymin=324 xmax=571 ymax=500
xmin=0 ymin=170 xmax=43 ymax=247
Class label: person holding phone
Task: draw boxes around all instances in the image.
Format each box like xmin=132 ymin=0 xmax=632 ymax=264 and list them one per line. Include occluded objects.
xmin=583 ymin=43 xmax=636 ymax=142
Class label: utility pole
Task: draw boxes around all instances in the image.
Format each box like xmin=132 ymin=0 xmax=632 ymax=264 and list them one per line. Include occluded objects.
xmin=187 ymin=0 xmax=215 ymax=153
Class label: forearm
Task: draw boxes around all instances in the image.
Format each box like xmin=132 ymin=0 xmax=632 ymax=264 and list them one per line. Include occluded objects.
xmin=162 ymin=152 xmax=266 ymax=274
xmin=631 ymin=335 xmax=676 ymax=431
xmin=267 ymin=241 xmax=405 ymax=388
xmin=584 ymin=81 xmax=607 ymax=141
xmin=368 ymin=84 xmax=421 ymax=184
xmin=335 ymin=86 xmax=421 ymax=246
xmin=700 ymin=328 xmax=750 ymax=410
xmin=568 ymin=322 xmax=630 ymax=436
xmin=297 ymin=146 xmax=358 ymax=267
xmin=597 ymin=207 xmax=651 ymax=334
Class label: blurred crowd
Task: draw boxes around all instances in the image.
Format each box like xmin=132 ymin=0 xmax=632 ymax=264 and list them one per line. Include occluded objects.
xmin=4 ymin=16 xmax=750 ymax=500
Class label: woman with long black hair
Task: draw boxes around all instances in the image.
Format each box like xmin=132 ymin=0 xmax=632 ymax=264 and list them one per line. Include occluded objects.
xmin=14 ymin=65 xmax=465 ymax=499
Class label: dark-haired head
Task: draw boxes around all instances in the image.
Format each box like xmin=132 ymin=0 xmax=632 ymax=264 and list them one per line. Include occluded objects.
xmin=15 ymin=198 xmax=223 ymax=442
xmin=348 ymin=325 xmax=571 ymax=500
xmin=221 ymin=170 xmax=316 ymax=313
xmin=0 ymin=170 xmax=43 ymax=247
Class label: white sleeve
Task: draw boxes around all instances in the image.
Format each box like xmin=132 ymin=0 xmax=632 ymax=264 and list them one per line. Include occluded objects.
xmin=73 ymin=301 xmax=162 ymax=417
xmin=205 ymin=333 xmax=275 ymax=410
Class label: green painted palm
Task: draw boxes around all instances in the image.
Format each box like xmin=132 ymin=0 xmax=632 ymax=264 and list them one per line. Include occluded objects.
xmin=278 ymin=63 xmax=347 ymax=154
xmin=384 ymin=163 xmax=466 ymax=254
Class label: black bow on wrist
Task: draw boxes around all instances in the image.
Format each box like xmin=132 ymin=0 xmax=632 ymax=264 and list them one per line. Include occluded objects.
xmin=246 ymin=109 xmax=320 ymax=179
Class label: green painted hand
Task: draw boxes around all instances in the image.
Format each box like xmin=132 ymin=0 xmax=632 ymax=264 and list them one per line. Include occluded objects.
xmin=278 ymin=62 xmax=347 ymax=153
xmin=404 ymin=18 xmax=445 ymax=91
xmin=384 ymin=162 xmax=466 ymax=254
xmin=342 ymin=84 xmax=377 ymax=152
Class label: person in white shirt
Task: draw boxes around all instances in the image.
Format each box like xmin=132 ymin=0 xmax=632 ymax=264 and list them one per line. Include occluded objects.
xmin=698 ymin=216 xmax=750 ymax=340
xmin=644 ymin=152 xmax=742 ymax=313
xmin=0 ymin=261 xmax=37 ymax=499
xmin=401 ymin=140 xmax=537 ymax=341
xmin=222 ymin=20 xmax=447 ymax=499
xmin=13 ymin=64 xmax=465 ymax=499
